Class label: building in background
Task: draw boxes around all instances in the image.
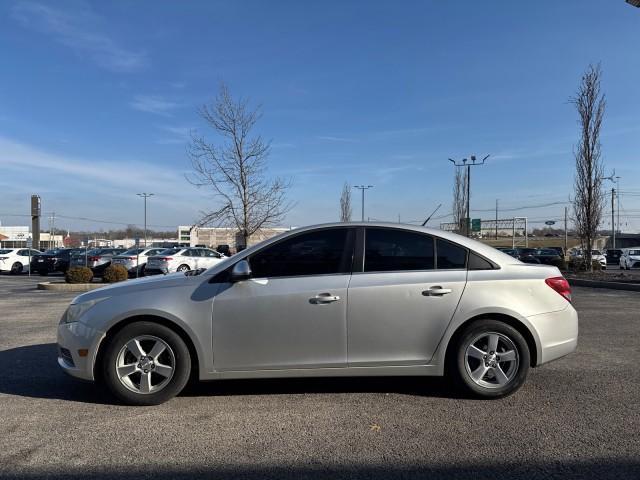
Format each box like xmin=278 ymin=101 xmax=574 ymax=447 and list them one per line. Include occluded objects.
xmin=177 ymin=226 xmax=291 ymax=252
xmin=0 ymin=224 xmax=62 ymax=249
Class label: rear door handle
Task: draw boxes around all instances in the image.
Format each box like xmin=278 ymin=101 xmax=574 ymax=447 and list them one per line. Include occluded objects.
xmin=422 ymin=286 xmax=452 ymax=297
xmin=310 ymin=293 xmax=340 ymax=304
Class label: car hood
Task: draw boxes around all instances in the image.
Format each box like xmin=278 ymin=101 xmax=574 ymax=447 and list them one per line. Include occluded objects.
xmin=71 ymin=271 xmax=208 ymax=304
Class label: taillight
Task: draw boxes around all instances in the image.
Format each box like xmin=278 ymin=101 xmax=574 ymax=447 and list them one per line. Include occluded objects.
xmin=159 ymin=257 xmax=172 ymax=261
xmin=545 ymin=276 xmax=571 ymax=302
xmin=124 ymin=257 xmax=135 ymax=260
xmin=88 ymin=256 xmax=100 ymax=262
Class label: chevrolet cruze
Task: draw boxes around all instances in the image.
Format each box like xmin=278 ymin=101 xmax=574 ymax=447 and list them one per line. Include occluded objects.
xmin=57 ymin=223 xmax=578 ymax=405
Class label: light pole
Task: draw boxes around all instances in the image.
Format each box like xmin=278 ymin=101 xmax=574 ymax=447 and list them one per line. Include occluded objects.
xmin=600 ymin=171 xmax=617 ymax=248
xmin=136 ymin=193 xmax=154 ymax=247
xmin=353 ymin=185 xmax=373 ymax=221
xmin=448 ymin=155 xmax=489 ymax=236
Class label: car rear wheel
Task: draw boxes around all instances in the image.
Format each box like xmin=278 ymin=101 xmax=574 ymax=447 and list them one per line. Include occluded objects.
xmin=10 ymin=262 xmax=23 ymax=275
xmin=177 ymin=264 xmax=190 ymax=272
xmin=452 ymin=320 xmax=530 ymax=399
xmin=102 ymin=322 xmax=191 ymax=406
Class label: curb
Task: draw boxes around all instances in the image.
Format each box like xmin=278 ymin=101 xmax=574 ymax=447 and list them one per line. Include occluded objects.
xmin=567 ymin=278 xmax=640 ymax=292
xmin=37 ymin=282 xmax=108 ymax=292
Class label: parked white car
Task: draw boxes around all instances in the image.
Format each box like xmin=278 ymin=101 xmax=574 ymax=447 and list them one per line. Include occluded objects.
xmin=111 ymin=248 xmax=167 ymax=276
xmin=145 ymin=247 xmax=226 ymax=275
xmin=619 ymin=248 xmax=640 ymax=270
xmin=570 ymin=249 xmax=607 ymax=269
xmin=0 ymin=248 xmax=41 ymax=274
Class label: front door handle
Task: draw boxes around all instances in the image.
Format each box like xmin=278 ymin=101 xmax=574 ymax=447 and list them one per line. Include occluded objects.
xmin=310 ymin=293 xmax=340 ymax=304
xmin=422 ymin=286 xmax=452 ymax=297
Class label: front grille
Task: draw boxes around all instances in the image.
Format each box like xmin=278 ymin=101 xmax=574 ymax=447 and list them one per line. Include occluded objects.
xmin=59 ymin=347 xmax=75 ymax=367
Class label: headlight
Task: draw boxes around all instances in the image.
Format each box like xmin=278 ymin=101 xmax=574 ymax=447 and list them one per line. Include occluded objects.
xmin=60 ymin=298 xmax=106 ymax=324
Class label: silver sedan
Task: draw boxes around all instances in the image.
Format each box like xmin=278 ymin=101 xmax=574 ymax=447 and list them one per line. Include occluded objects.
xmin=57 ymin=223 xmax=578 ymax=405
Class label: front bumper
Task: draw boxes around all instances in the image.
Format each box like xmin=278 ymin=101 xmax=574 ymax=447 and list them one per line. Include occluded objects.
xmin=528 ymin=304 xmax=578 ymax=366
xmin=57 ymin=321 xmax=105 ymax=381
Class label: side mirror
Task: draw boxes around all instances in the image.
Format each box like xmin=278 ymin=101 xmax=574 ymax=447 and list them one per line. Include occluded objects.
xmin=230 ymin=260 xmax=252 ymax=282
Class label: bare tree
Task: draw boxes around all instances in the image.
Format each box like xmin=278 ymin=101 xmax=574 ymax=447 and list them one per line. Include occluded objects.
xmin=452 ymin=167 xmax=468 ymax=234
xmin=571 ymin=64 xmax=606 ymax=272
xmin=187 ymin=83 xmax=292 ymax=248
xmin=339 ymin=182 xmax=352 ymax=222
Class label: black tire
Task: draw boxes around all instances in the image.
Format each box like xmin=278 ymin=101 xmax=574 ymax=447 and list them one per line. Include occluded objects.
xmin=177 ymin=264 xmax=190 ymax=272
xmin=101 ymin=322 xmax=191 ymax=406
xmin=451 ymin=319 xmax=530 ymax=399
xmin=139 ymin=265 xmax=146 ymax=277
xmin=10 ymin=262 xmax=23 ymax=275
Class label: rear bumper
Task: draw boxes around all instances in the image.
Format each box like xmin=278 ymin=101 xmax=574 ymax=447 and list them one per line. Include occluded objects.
xmin=528 ymin=305 xmax=578 ymax=366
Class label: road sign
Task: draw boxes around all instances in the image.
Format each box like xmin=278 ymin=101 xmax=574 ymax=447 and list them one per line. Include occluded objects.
xmin=26 ymin=238 xmax=32 ymax=247
xmin=134 ymin=237 xmax=140 ymax=247
xmin=471 ymin=218 xmax=481 ymax=232
xmin=545 ymin=221 xmax=556 ymax=226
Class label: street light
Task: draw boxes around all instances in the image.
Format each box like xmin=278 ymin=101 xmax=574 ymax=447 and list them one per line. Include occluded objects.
xmin=448 ymin=154 xmax=489 ymax=236
xmin=353 ymin=185 xmax=373 ymax=221
xmin=136 ymin=193 xmax=154 ymax=247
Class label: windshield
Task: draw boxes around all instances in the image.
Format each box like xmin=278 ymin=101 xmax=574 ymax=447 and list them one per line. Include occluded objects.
xmin=628 ymin=250 xmax=640 ymax=256
xmin=122 ymin=248 xmax=144 ymax=256
xmin=537 ymin=249 xmax=557 ymax=255
xmin=43 ymin=249 xmax=63 ymax=255
xmin=0 ymin=249 xmax=12 ymax=254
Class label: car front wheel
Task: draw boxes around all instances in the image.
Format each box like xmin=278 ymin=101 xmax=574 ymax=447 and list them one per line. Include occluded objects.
xmin=102 ymin=322 xmax=191 ymax=406
xmin=452 ymin=320 xmax=530 ymax=399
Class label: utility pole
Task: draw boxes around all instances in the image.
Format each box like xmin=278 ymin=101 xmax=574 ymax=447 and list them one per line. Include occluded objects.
xmin=137 ymin=193 xmax=154 ymax=247
xmin=615 ymin=174 xmax=621 ymax=237
xmin=611 ymin=188 xmax=615 ymax=249
xmin=495 ymin=199 xmax=498 ymax=240
xmin=448 ymin=154 xmax=489 ymax=236
xmin=50 ymin=211 xmax=56 ymax=248
xmin=564 ymin=206 xmax=568 ymax=257
xmin=353 ymin=185 xmax=373 ymax=222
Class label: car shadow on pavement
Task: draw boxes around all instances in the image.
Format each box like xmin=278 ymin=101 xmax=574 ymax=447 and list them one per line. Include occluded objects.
xmin=0 ymin=343 xmax=106 ymax=404
xmin=183 ymin=372 xmax=463 ymax=399
xmin=0 ymin=343 xmax=464 ymax=403
xmin=2 ymin=460 xmax=640 ymax=480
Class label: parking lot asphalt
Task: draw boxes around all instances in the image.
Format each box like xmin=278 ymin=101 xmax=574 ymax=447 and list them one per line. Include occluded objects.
xmin=0 ymin=274 xmax=638 ymax=479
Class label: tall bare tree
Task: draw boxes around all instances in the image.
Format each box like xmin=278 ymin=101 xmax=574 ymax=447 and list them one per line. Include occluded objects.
xmin=339 ymin=182 xmax=352 ymax=222
xmin=452 ymin=167 xmax=468 ymax=234
xmin=187 ymin=83 xmax=292 ymax=247
xmin=571 ymin=64 xmax=606 ymax=272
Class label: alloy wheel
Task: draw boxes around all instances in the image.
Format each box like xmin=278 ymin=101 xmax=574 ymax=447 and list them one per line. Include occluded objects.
xmin=464 ymin=332 xmax=519 ymax=389
xmin=115 ymin=335 xmax=176 ymax=394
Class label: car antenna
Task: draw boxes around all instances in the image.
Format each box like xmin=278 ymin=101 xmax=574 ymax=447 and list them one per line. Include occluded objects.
xmin=422 ymin=204 xmax=442 ymax=226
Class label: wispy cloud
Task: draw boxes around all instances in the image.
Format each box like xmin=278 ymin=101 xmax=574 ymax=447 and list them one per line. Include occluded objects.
xmin=155 ymin=125 xmax=192 ymax=144
xmin=130 ymin=95 xmax=182 ymax=116
xmin=11 ymin=1 xmax=147 ymax=73
xmin=317 ymin=135 xmax=358 ymax=143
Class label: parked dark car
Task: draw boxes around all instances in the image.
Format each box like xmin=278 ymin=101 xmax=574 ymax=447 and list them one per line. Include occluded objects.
xmin=30 ymin=248 xmax=84 ymax=275
xmin=70 ymin=248 xmax=126 ymax=276
xmin=606 ymin=249 xmax=623 ymax=265
xmin=532 ymin=248 xmax=563 ymax=266
xmin=216 ymin=244 xmax=231 ymax=256
xmin=514 ymin=248 xmax=541 ymax=264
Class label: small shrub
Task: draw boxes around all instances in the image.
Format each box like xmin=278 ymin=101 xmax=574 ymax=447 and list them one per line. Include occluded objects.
xmin=568 ymin=258 xmax=602 ymax=272
xmin=65 ymin=266 xmax=93 ymax=284
xmin=103 ymin=264 xmax=129 ymax=283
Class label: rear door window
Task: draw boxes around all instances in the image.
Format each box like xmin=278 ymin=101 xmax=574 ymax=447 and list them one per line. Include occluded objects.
xmin=436 ymin=239 xmax=467 ymax=269
xmin=364 ymin=228 xmax=434 ymax=272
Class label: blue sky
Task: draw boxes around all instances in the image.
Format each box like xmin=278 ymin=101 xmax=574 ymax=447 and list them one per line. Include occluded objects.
xmin=1 ymin=0 xmax=639 ymax=233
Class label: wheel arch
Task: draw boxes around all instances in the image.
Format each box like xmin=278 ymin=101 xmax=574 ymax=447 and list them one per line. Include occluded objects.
xmin=94 ymin=314 xmax=200 ymax=383
xmin=444 ymin=313 xmax=539 ymax=370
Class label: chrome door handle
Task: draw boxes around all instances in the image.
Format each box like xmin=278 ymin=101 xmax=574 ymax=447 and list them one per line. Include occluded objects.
xmin=310 ymin=293 xmax=340 ymax=304
xmin=422 ymin=286 xmax=452 ymax=296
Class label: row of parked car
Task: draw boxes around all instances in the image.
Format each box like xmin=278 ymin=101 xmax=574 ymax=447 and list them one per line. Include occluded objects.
xmin=0 ymin=246 xmax=229 ymax=276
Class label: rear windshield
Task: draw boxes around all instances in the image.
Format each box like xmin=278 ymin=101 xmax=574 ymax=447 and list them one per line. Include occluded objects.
xmin=122 ymin=248 xmax=144 ymax=255
xmin=628 ymin=250 xmax=640 ymax=255
xmin=0 ymin=249 xmax=12 ymax=254
xmin=537 ymin=249 xmax=558 ymax=255
xmin=157 ymin=248 xmax=179 ymax=256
